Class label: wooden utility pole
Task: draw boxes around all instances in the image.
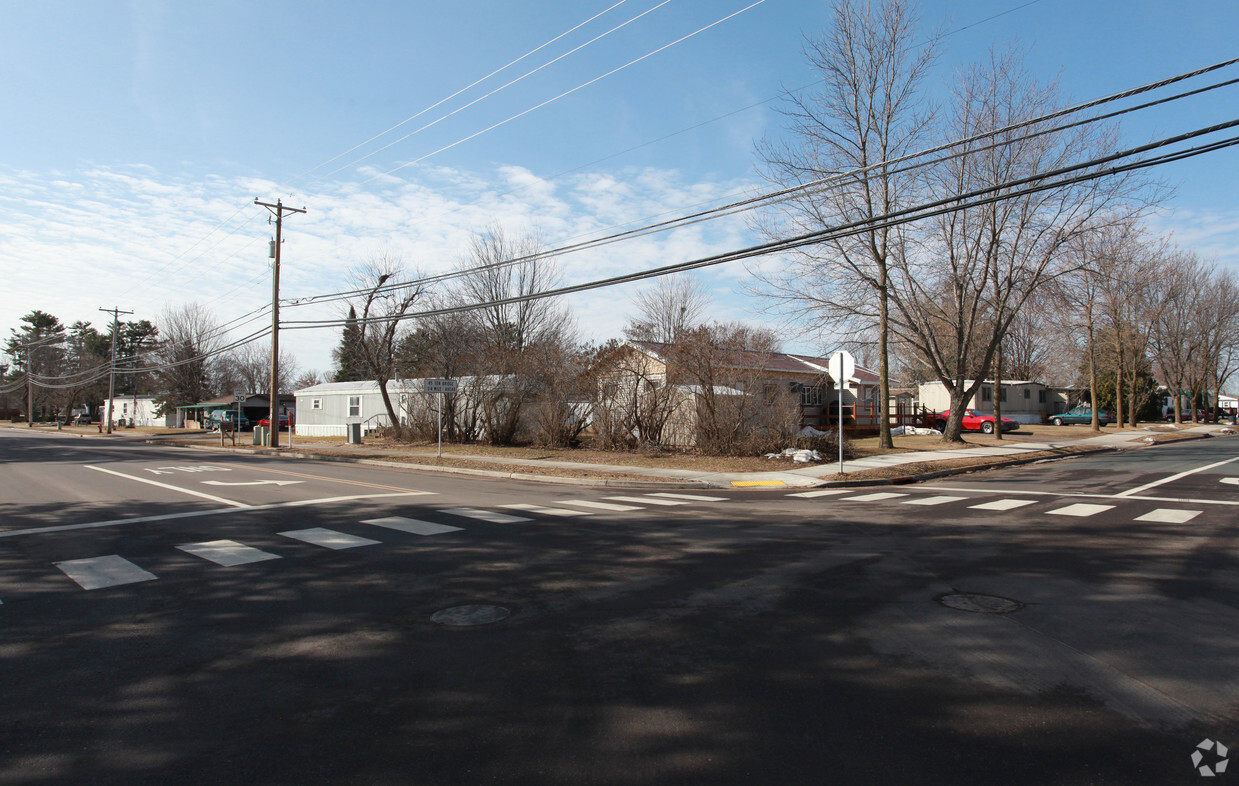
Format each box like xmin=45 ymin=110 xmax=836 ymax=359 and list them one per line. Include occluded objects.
xmin=99 ymin=306 xmax=133 ymax=434
xmin=254 ymin=199 xmax=305 ymax=448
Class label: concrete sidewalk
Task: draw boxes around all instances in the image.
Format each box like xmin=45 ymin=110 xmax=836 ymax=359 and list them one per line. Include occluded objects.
xmin=143 ymin=423 xmax=1231 ymax=489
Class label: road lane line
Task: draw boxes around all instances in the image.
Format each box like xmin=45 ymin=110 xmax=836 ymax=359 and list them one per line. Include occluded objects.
xmin=55 ymin=555 xmax=158 ymax=590
xmin=841 ymin=492 xmax=907 ymax=502
xmin=178 ymin=540 xmax=281 ymax=566
xmin=604 ymin=496 xmax=688 ymax=506
xmin=204 ymin=463 xmax=434 ymax=494
xmin=1046 ymin=503 xmax=1115 ymax=517
xmin=904 ymin=495 xmax=968 ymax=506
xmin=0 ymin=492 xmax=432 ymax=539
xmin=361 ymin=517 xmax=463 ymax=536
xmin=648 ymin=493 xmax=729 ymax=502
xmin=787 ymin=490 xmax=853 ymax=498
xmin=279 ymin=528 xmax=381 ymax=549
xmin=501 ymin=503 xmax=592 ymax=517
xmin=84 ymin=465 xmax=251 ymax=508
xmin=1135 ymin=509 xmax=1202 ymax=524
xmin=969 ymin=498 xmax=1036 ymax=511
xmin=1115 ymin=455 xmax=1239 ymax=498
xmin=442 ymin=507 xmax=531 ymax=524
xmin=556 ymin=500 xmax=642 ymax=512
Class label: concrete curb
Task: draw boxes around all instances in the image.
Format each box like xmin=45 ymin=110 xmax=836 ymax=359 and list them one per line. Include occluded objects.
xmin=144 ymin=439 xmax=712 ymax=489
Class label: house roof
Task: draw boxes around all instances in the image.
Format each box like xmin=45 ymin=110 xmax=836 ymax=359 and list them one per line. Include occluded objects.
xmin=626 ymin=340 xmax=880 ymax=384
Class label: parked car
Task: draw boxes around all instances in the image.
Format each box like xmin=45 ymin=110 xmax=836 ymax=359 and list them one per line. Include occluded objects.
xmin=209 ymin=410 xmax=251 ymax=432
xmin=1164 ymin=409 xmax=1213 ymax=423
xmin=933 ymin=409 xmax=1019 ymax=434
xmin=1050 ymin=406 xmax=1115 ymax=426
xmin=256 ymin=414 xmax=294 ymax=430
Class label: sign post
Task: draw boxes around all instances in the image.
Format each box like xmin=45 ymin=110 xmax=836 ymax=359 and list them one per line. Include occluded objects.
xmin=829 ymin=350 xmax=855 ymax=475
xmin=423 ymin=378 xmax=458 ymax=458
xmin=233 ymin=389 xmax=245 ymax=447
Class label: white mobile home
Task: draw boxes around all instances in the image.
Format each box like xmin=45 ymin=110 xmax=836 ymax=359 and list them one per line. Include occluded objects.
xmin=918 ymin=380 xmax=1050 ymax=424
xmin=294 ymin=381 xmax=401 ymax=437
xmin=97 ymin=395 xmax=176 ymax=428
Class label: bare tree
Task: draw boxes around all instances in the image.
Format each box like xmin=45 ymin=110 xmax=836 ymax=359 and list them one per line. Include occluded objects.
xmin=347 ymin=253 xmax=426 ymax=431
xmin=754 ymin=0 xmax=938 ymax=450
xmin=153 ymin=303 xmax=226 ymax=417
xmin=1200 ymin=269 xmax=1239 ymax=420
xmin=888 ymin=48 xmax=1146 ymax=442
xmin=623 ymin=274 xmax=709 ymax=344
xmin=1151 ymin=252 xmax=1211 ymax=424
xmin=452 ymin=224 xmax=575 ymax=444
xmin=220 ymin=342 xmax=299 ymax=394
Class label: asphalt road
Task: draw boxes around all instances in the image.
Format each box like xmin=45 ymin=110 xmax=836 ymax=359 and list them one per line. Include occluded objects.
xmin=1 ymin=429 xmax=1237 ymax=784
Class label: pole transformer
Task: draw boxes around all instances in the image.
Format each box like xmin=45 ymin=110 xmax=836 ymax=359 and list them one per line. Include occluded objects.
xmin=100 ymin=306 xmax=133 ymax=434
xmin=255 ymin=199 xmax=305 ymax=448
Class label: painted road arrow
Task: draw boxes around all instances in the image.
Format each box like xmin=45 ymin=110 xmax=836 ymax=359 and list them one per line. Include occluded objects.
xmin=201 ymin=480 xmax=305 ymax=487
xmin=1222 ymin=478 xmax=1239 ymax=486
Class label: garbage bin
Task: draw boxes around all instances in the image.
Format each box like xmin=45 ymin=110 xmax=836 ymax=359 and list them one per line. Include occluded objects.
xmin=346 ymin=422 xmax=362 ymax=444
xmin=253 ymin=426 xmax=269 ymax=446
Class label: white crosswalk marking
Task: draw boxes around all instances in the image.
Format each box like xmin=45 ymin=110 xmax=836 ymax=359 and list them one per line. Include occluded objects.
xmin=178 ymin=540 xmax=280 ymax=566
xmin=1047 ymin=503 xmax=1115 ymax=517
xmin=969 ymin=498 xmax=1036 ymax=511
xmin=278 ymin=528 xmax=380 ymax=550
xmin=441 ymin=507 xmax=532 ymax=524
xmin=787 ymin=489 xmax=853 ymax=498
xmin=842 ymin=492 xmax=908 ymax=502
xmin=648 ymin=493 xmax=728 ymax=502
xmin=501 ymin=504 xmax=592 ymax=517
xmin=55 ymin=555 xmax=158 ymax=590
xmin=557 ymin=499 xmax=642 ymax=512
xmin=604 ymin=496 xmax=688 ymax=506
xmin=361 ymin=517 xmax=463 ymax=536
xmin=904 ymin=495 xmax=969 ymax=506
xmin=1135 ymin=508 xmax=1202 ymax=524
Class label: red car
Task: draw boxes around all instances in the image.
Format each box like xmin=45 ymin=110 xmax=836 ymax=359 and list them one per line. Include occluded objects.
xmin=256 ymin=414 xmax=294 ymax=430
xmin=933 ymin=409 xmax=1019 ymax=434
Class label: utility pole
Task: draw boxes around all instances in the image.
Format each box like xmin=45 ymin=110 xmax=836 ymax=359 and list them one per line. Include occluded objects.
xmin=25 ymin=345 xmax=32 ymax=428
xmin=100 ymin=307 xmax=133 ymax=434
xmin=255 ymin=199 xmax=305 ymax=448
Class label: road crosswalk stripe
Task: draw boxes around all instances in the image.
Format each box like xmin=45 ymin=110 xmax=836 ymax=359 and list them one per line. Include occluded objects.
xmin=1134 ymin=508 xmax=1202 ymax=524
xmin=904 ymin=495 xmax=969 ymax=506
xmin=648 ymin=493 xmax=728 ymax=502
xmin=501 ymin=504 xmax=593 ymax=517
xmin=1047 ymin=503 xmax=1115 ymax=517
xmin=177 ymin=540 xmax=280 ymax=566
xmin=55 ymin=555 xmax=158 ymax=590
xmin=278 ymin=528 xmax=381 ymax=550
xmin=969 ymin=498 xmax=1036 ymax=511
xmin=604 ymin=496 xmax=689 ymax=506
xmin=842 ymin=492 xmax=908 ymax=502
xmin=361 ymin=517 xmax=464 ymax=535
xmin=787 ymin=489 xmax=853 ymax=498
xmin=557 ymin=499 xmax=642 ymax=512
xmin=441 ymin=507 xmax=532 ymax=524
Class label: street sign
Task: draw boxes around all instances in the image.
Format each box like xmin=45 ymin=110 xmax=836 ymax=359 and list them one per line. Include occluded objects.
xmin=829 ymin=350 xmax=855 ymax=385
xmin=423 ymin=378 xmax=458 ymax=394
xmin=234 ymin=389 xmax=246 ymax=402
xmin=829 ymin=350 xmax=856 ymax=475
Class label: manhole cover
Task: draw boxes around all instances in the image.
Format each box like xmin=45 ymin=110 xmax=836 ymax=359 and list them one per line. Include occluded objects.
xmin=938 ymin=593 xmax=1022 ymax=614
xmin=431 ymin=605 xmax=511 ymax=626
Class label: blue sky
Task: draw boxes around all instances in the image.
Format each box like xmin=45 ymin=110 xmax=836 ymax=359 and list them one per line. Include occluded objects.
xmin=3 ymin=0 xmax=1238 ymax=376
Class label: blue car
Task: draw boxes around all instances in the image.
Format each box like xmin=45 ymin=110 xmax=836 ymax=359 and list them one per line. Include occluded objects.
xmin=1051 ymin=406 xmax=1115 ymax=426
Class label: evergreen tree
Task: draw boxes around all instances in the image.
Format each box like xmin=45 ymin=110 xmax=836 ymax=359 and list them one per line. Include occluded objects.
xmin=332 ymin=306 xmax=365 ymax=382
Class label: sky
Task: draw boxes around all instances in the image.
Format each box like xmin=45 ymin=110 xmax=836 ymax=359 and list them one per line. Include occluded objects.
xmin=2 ymin=0 xmax=1238 ymax=378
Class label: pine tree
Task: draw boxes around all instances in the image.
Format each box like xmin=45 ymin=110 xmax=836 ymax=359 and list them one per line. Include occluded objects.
xmin=332 ymin=306 xmax=364 ymax=382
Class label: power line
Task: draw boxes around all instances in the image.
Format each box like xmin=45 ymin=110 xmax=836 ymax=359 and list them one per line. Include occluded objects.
xmin=280 ymin=118 xmax=1239 ymax=331
xmin=281 ymin=58 xmax=1239 ymax=311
